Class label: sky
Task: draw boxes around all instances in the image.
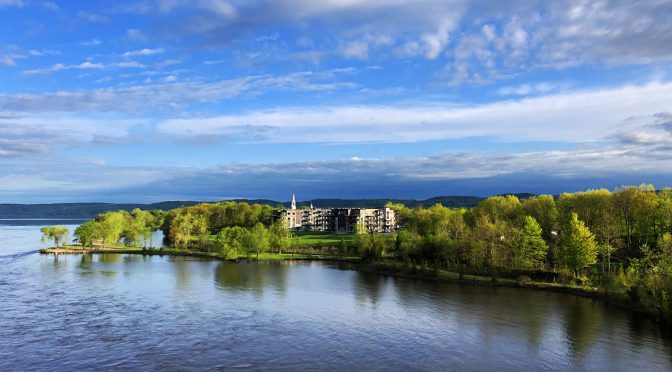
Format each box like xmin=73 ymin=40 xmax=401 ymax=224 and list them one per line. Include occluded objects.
xmin=1 ymin=0 xmax=672 ymax=203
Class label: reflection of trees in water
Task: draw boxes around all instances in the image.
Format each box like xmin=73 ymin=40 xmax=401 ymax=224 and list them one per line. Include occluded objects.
xmin=352 ymin=271 xmax=386 ymax=309
xmin=468 ymin=288 xmax=549 ymax=347
xmin=625 ymin=311 xmax=672 ymax=366
xmin=171 ymin=259 xmax=195 ymax=290
xmin=564 ymin=298 xmax=601 ymax=361
xmin=506 ymin=290 xmax=550 ymax=349
xmin=122 ymin=254 xmax=147 ymax=264
xmin=214 ymin=262 xmax=288 ymax=296
xmin=43 ymin=253 xmax=69 ymax=272
xmin=98 ymin=253 xmax=122 ymax=263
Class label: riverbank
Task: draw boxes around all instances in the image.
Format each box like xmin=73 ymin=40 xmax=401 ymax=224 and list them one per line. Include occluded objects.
xmin=38 ymin=245 xmax=667 ymax=326
xmin=358 ymin=261 xmax=599 ymax=297
xmin=40 ymin=246 xmax=595 ymax=295
xmin=39 ymin=246 xmax=361 ymax=262
xmin=360 ymin=261 xmax=672 ymax=326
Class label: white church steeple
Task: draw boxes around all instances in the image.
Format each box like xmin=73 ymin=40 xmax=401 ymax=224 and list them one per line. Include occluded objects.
xmin=291 ymin=193 xmax=296 ymax=210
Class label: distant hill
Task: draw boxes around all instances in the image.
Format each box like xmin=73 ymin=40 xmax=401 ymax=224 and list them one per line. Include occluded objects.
xmin=292 ymin=196 xmax=485 ymax=209
xmin=0 ymin=194 xmax=538 ymax=219
xmin=0 ymin=201 xmax=202 ymax=219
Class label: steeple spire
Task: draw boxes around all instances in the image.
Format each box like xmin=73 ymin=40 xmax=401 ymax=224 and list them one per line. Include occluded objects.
xmin=291 ymin=193 xmax=296 ymax=210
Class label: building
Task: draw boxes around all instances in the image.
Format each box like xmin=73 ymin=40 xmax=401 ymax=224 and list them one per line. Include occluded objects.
xmin=276 ymin=194 xmax=397 ymax=233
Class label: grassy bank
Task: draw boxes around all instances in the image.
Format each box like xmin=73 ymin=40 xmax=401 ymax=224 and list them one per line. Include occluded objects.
xmin=290 ymin=231 xmax=357 ymax=246
xmin=39 ymin=245 xmax=360 ymax=262
xmin=358 ymin=261 xmax=598 ymax=296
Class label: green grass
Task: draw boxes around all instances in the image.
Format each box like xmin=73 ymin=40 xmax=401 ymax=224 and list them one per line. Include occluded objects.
xmin=290 ymin=231 xmax=357 ymax=246
xmin=241 ymin=252 xmax=360 ymax=261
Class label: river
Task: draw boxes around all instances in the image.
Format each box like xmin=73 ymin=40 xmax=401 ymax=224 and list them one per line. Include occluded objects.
xmin=1 ymin=219 xmax=670 ymax=370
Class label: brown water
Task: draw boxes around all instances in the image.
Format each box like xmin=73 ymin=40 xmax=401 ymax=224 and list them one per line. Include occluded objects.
xmin=1 ymin=220 xmax=671 ymax=370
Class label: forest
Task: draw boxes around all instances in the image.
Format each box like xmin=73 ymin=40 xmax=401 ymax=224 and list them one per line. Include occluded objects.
xmin=48 ymin=184 xmax=672 ymax=323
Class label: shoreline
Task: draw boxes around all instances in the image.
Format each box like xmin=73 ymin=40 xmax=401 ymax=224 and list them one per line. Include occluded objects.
xmin=39 ymin=246 xmax=667 ymax=326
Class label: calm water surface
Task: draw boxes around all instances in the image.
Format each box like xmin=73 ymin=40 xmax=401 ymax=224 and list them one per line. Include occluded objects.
xmin=1 ymin=220 xmax=671 ymax=371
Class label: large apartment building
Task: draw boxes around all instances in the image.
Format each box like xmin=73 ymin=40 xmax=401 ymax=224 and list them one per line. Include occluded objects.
xmin=276 ymin=194 xmax=397 ymax=233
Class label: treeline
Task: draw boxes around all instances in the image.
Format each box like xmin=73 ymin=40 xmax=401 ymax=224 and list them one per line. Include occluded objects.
xmin=160 ymin=202 xmax=296 ymax=259
xmin=73 ymin=209 xmax=166 ymax=248
xmin=383 ymin=184 xmax=672 ymax=321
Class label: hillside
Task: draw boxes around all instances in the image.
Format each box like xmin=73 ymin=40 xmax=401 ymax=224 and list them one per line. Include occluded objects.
xmin=0 ymin=194 xmax=537 ymax=219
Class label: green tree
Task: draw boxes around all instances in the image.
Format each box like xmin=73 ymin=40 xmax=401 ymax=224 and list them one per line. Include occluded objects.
xmin=247 ymin=222 xmax=269 ymax=259
xmin=562 ymin=213 xmax=598 ymax=277
xmin=657 ymin=233 xmax=672 ymax=271
xmin=338 ymin=238 xmax=349 ymax=256
xmin=170 ymin=212 xmax=208 ymax=249
xmin=516 ymin=216 xmax=548 ymax=270
xmin=355 ymin=220 xmax=368 ymax=235
xmin=396 ymin=230 xmax=421 ymax=261
xmin=97 ymin=211 xmax=126 ymax=247
xmin=40 ymin=226 xmax=69 ymax=247
xmin=269 ymin=219 xmax=291 ymax=254
xmin=357 ymin=232 xmax=386 ymax=260
xmin=217 ymin=226 xmax=249 ymax=259
xmin=122 ymin=217 xmax=146 ymax=247
xmin=74 ymin=220 xmax=101 ymax=247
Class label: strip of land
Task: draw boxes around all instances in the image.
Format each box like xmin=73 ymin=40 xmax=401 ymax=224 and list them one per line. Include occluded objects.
xmin=39 ymin=245 xmax=597 ymax=296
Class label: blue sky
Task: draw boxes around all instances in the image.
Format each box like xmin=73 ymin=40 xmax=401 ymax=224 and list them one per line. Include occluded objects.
xmin=1 ymin=0 xmax=672 ymax=203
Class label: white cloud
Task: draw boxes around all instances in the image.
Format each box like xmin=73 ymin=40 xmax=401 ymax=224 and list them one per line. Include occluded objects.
xmin=121 ymin=48 xmax=164 ymax=57
xmin=127 ymin=28 xmax=148 ymax=42
xmin=27 ymin=49 xmax=60 ymax=56
xmin=22 ymin=61 xmax=103 ymax=75
xmin=2 ymin=69 xmax=359 ymax=112
xmin=116 ymin=61 xmax=146 ymax=68
xmin=341 ymin=41 xmax=369 ymax=59
xmin=340 ymin=34 xmax=393 ymax=59
xmin=0 ymin=55 xmax=15 ymax=66
xmin=78 ymin=11 xmax=108 ymax=23
xmin=80 ymin=39 xmax=102 ymax=46
xmin=199 ymin=0 xmax=236 ymax=17
xmin=0 ymin=0 xmax=23 ymax=7
xmin=498 ymin=82 xmax=572 ymax=96
xmin=133 ymin=0 xmax=672 ymax=84
xmin=157 ymin=81 xmax=672 ymax=144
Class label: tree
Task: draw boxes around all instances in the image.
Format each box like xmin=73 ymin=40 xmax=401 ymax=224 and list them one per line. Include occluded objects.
xmin=355 ymin=220 xmax=368 ymax=234
xmin=357 ymin=232 xmax=387 ymax=260
xmin=396 ymin=230 xmax=421 ymax=261
xmin=613 ymin=184 xmax=658 ymax=253
xmin=562 ymin=213 xmax=598 ymax=277
xmin=74 ymin=220 xmax=101 ymax=248
xmin=129 ymin=208 xmax=156 ymax=247
xmin=269 ymin=219 xmax=291 ymax=254
xmin=97 ymin=211 xmax=126 ymax=247
xmin=657 ymin=233 xmax=672 ymax=272
xmin=522 ymin=195 xmax=558 ymax=241
xmin=515 ymin=216 xmax=548 ymax=270
xmin=41 ymin=226 xmax=69 ymax=247
xmin=122 ymin=217 xmax=146 ymax=247
xmin=247 ymin=222 xmax=269 ymax=259
xmin=170 ymin=211 xmax=208 ymax=249
xmin=338 ymin=238 xmax=349 ymax=256
xmin=217 ymin=226 xmax=249 ymax=259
